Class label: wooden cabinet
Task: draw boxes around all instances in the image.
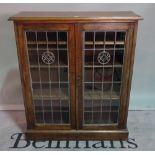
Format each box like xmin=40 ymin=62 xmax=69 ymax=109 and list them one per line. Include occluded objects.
xmin=9 ymin=11 xmax=142 ymax=140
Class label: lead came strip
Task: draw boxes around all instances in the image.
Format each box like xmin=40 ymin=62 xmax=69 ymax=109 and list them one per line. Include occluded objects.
xmin=36 ymin=31 xmax=45 ymax=124
xmin=97 ymin=51 xmax=111 ymax=65
xmin=66 ymin=32 xmax=70 ymax=124
xmin=26 ymin=30 xmax=70 ymax=125
xmin=83 ymin=30 xmax=126 ymax=125
xmin=83 ymin=32 xmax=85 ymax=124
xmin=101 ymin=31 xmax=106 ymax=124
xmin=108 ymin=31 xmax=116 ymax=123
xmin=57 ymin=32 xmax=63 ymax=124
xmin=45 ymin=31 xmax=53 ymax=124
xmin=92 ymin=32 xmax=95 ymax=123
xmin=42 ymin=51 xmax=55 ymax=65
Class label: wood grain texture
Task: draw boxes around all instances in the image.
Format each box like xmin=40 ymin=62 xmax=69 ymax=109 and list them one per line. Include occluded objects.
xmin=68 ymin=24 xmax=76 ymax=129
xmin=10 ymin=11 xmax=142 ymax=140
xmin=119 ymin=22 xmax=139 ymax=128
xmin=118 ymin=23 xmax=136 ymax=129
xmin=9 ymin=11 xmax=143 ymax=21
xmin=15 ymin=23 xmax=76 ymax=130
xmin=75 ymin=24 xmax=83 ymax=129
xmin=25 ymin=129 xmax=129 ymax=140
xmin=75 ymin=23 xmax=133 ymax=130
xmin=14 ymin=23 xmax=35 ymax=129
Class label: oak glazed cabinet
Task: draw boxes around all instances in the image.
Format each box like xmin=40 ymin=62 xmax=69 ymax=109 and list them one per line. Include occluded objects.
xmin=9 ymin=11 xmax=142 ymax=140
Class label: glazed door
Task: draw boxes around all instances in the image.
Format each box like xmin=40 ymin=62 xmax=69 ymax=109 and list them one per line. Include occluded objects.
xmin=76 ymin=23 xmax=133 ymax=129
xmin=21 ymin=24 xmax=76 ymax=129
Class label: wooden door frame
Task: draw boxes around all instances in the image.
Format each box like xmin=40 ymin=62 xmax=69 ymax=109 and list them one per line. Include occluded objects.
xmin=75 ymin=22 xmax=137 ymax=130
xmin=14 ymin=22 xmax=76 ymax=130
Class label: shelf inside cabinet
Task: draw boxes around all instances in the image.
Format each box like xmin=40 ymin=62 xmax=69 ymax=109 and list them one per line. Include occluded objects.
xmin=27 ymin=41 xmax=67 ymax=45
xmin=30 ymin=65 xmax=68 ymax=68
xmin=84 ymin=65 xmax=123 ymax=68
xmin=33 ymin=88 xmax=69 ymax=100
xmin=84 ymin=41 xmax=125 ymax=45
xmin=84 ymin=90 xmax=120 ymax=99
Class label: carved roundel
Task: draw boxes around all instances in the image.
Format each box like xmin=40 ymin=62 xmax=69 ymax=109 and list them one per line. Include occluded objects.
xmin=97 ymin=51 xmax=111 ymax=65
xmin=42 ymin=51 xmax=55 ymax=65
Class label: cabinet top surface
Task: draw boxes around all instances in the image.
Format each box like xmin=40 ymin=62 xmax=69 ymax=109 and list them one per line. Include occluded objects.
xmin=9 ymin=11 xmax=143 ymax=21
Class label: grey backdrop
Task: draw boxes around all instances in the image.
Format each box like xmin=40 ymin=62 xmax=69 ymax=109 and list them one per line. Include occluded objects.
xmin=0 ymin=3 xmax=154 ymax=110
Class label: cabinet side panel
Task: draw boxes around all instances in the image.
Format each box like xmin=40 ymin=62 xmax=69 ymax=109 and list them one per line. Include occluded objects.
xmin=14 ymin=22 xmax=35 ymax=129
xmin=118 ymin=22 xmax=138 ymax=128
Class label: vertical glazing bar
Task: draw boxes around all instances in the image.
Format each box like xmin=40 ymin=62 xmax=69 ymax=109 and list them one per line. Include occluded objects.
xmin=82 ymin=32 xmax=86 ymax=123
xmin=83 ymin=32 xmax=85 ymax=124
xmin=35 ymin=31 xmax=45 ymax=124
xmin=66 ymin=32 xmax=70 ymax=124
xmin=92 ymin=31 xmax=95 ymax=123
xmin=57 ymin=31 xmax=62 ymax=124
xmin=45 ymin=31 xmax=53 ymax=124
xmin=101 ymin=31 xmax=106 ymax=124
xmin=109 ymin=31 xmax=117 ymax=123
